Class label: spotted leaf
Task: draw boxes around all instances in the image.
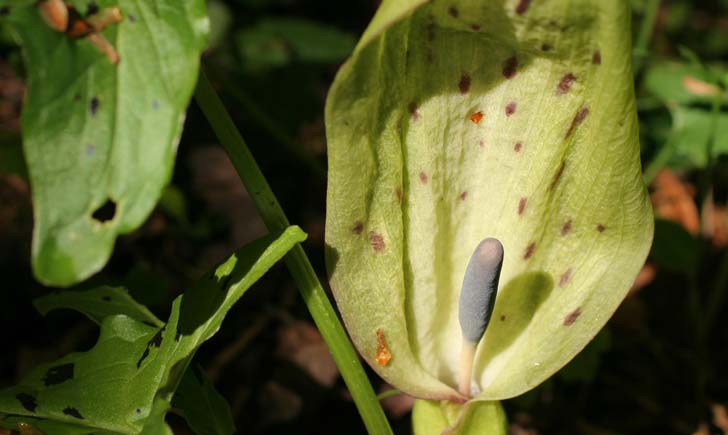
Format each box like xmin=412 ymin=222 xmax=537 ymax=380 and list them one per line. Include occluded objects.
xmin=325 ymin=0 xmax=653 ymax=406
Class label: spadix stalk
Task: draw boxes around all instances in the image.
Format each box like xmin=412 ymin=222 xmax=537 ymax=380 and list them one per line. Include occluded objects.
xmin=458 ymin=238 xmax=503 ymax=397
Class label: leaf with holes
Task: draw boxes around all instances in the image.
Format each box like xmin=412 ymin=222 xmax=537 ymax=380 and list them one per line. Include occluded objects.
xmin=324 ymin=0 xmax=653 ymax=420
xmin=0 ymin=0 xmax=208 ymax=286
xmin=0 ymin=226 xmax=306 ymax=434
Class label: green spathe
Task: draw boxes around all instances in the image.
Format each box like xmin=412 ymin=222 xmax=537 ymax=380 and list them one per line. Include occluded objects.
xmin=325 ymin=0 xmax=652 ymax=405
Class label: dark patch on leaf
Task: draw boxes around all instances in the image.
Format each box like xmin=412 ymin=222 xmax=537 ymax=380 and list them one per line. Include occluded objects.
xmin=137 ymin=327 xmax=164 ymax=368
xmin=500 ymin=314 xmax=506 ymax=321
xmin=63 ymin=407 xmax=84 ymax=419
xmin=561 ymin=219 xmax=572 ymax=235
xmin=86 ymin=2 xmax=99 ymax=15
xmin=352 ymin=221 xmax=364 ymax=235
xmin=85 ymin=143 xmax=95 ymax=156
xmin=43 ymin=363 xmax=74 ymax=386
xmin=395 ymin=188 xmax=402 ymax=202
xmin=564 ymin=307 xmax=581 ymax=325
xmin=369 ymin=232 xmax=385 ymax=252
xmin=597 ymin=224 xmax=606 ymax=232
xmin=101 ymin=296 xmax=111 ymax=301
xmin=479 ymin=139 xmax=485 ymax=148
xmin=92 ymin=199 xmax=117 ymax=222
xmin=220 ymin=272 xmax=234 ymax=290
xmin=541 ymin=43 xmax=552 ymax=51
xmin=592 ymin=50 xmax=602 ymax=65
xmin=419 ymin=171 xmax=428 ymax=184
xmin=503 ymin=56 xmax=518 ymax=79
xmin=427 ymin=23 xmax=435 ymax=41
xmin=128 ymin=14 xmax=136 ymax=22
xmin=0 ymin=6 xmax=10 ymax=16
xmin=523 ymin=242 xmax=536 ymax=260
xmin=515 ymin=0 xmax=531 ymax=14
xmin=514 ymin=142 xmax=522 ymax=152
xmin=559 ymin=268 xmax=572 ymax=287
xmin=16 ymin=393 xmax=37 ymax=412
xmin=565 ymin=106 xmax=589 ymax=139
xmin=505 ymin=102 xmax=516 ymax=116
xmin=548 ymin=161 xmax=566 ymax=191
xmin=459 ymin=191 xmax=468 ymax=201
xmin=448 ymin=6 xmax=459 ymax=17
xmin=152 ymin=100 xmax=160 ymax=110
xmin=471 ymin=24 xmax=481 ymax=31
xmin=518 ymin=197 xmax=527 ymax=215
xmin=89 ymin=97 xmax=99 ymax=116
xmin=458 ymin=74 xmax=471 ymax=94
xmin=556 ymin=73 xmax=576 ymax=95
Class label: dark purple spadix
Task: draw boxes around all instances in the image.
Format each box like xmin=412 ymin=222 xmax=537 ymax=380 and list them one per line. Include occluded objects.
xmin=458 ymin=238 xmax=504 ymax=343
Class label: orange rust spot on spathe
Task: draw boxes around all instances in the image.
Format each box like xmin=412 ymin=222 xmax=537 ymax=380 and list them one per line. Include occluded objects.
xmin=352 ymin=221 xmax=363 ymax=235
xmin=505 ymin=102 xmax=516 ymax=116
xmin=369 ymin=232 xmax=385 ymax=252
xmin=470 ymin=111 xmax=484 ymax=124
xmin=565 ymin=106 xmax=589 ymax=139
xmin=592 ymin=50 xmax=602 ymax=65
xmin=459 ymin=74 xmax=471 ymax=94
xmin=563 ymin=308 xmax=581 ymax=326
xmin=561 ymin=219 xmax=572 ymax=235
xmin=559 ymin=268 xmax=573 ymax=287
xmin=523 ymin=242 xmax=536 ymax=260
xmin=375 ymin=328 xmax=392 ymax=366
xmin=419 ymin=171 xmax=428 ymax=184
xmin=518 ymin=197 xmax=527 ymax=215
xmin=556 ymin=73 xmax=576 ymax=95
xmin=596 ymin=224 xmax=606 ymax=233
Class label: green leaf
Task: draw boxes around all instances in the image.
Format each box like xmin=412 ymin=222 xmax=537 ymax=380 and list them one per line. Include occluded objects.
xmin=173 ymin=364 xmax=235 ymax=435
xmin=1 ymin=0 xmax=209 ymax=286
xmin=665 ymin=107 xmax=728 ymax=170
xmin=34 ymin=285 xmax=164 ymax=327
xmin=0 ymin=226 xmax=306 ymax=433
xmin=325 ymin=0 xmax=653 ymax=401
xmin=412 ymin=399 xmax=507 ymax=435
xmin=643 ymin=61 xmax=727 ymax=106
xmin=237 ymin=17 xmax=356 ymax=70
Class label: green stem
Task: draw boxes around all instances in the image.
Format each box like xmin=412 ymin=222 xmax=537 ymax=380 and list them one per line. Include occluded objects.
xmin=633 ymin=0 xmax=660 ymax=74
xmin=194 ymin=69 xmax=393 ymax=435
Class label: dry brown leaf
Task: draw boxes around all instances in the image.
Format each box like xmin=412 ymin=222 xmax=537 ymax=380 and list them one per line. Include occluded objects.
xmin=277 ymin=320 xmax=339 ymax=387
xmin=651 ymin=169 xmax=700 ymax=235
xmin=691 ymin=422 xmax=710 ymax=435
xmin=682 ymin=75 xmax=721 ymax=97
xmin=713 ymin=403 xmax=728 ymax=434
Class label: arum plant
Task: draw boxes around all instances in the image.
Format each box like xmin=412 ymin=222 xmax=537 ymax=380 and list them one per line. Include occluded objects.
xmin=325 ymin=0 xmax=653 ymax=432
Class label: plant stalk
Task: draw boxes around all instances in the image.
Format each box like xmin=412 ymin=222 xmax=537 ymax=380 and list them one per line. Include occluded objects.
xmin=194 ymin=69 xmax=393 ymax=435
